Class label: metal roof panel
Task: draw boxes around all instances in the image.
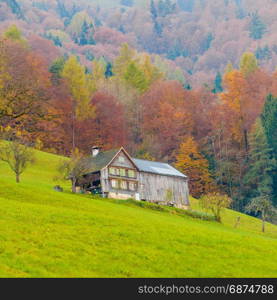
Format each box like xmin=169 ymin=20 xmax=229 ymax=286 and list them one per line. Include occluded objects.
xmin=133 ymin=158 xmax=187 ymax=178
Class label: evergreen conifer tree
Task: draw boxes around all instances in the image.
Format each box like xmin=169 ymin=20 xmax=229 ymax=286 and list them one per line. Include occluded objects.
xmin=244 ymin=119 xmax=276 ymax=207
xmin=249 ymin=12 xmax=267 ymax=40
xmin=261 ymin=94 xmax=277 ymax=206
xmin=212 ymin=72 xmax=223 ymax=93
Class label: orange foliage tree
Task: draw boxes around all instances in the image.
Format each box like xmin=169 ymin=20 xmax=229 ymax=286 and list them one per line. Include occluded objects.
xmin=175 ymin=136 xmax=214 ymax=198
xmin=220 ymin=67 xmax=272 ymax=154
xmin=0 ymin=37 xmax=52 ymax=144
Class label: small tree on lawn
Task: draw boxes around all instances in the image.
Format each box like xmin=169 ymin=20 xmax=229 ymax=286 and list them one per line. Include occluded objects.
xmin=57 ymin=150 xmax=89 ymax=193
xmin=200 ymin=192 xmax=232 ymax=222
xmin=0 ymin=141 xmax=35 ymax=183
xmin=245 ymin=195 xmax=276 ymax=233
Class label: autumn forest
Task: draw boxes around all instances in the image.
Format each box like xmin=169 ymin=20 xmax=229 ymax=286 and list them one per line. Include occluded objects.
xmin=0 ymin=0 xmax=277 ymax=218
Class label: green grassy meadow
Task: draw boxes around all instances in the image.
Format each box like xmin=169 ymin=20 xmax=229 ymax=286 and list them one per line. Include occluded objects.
xmin=0 ymin=149 xmax=276 ymax=278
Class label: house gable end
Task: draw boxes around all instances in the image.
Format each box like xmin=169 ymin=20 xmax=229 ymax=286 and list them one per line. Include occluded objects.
xmin=105 ymin=148 xmax=139 ymax=170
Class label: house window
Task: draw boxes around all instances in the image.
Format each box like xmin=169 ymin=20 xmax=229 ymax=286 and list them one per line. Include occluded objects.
xmin=120 ymin=180 xmax=128 ymax=190
xmin=109 ymin=167 xmax=116 ymax=175
xmin=111 ymin=179 xmax=119 ymax=189
xmin=120 ymin=168 xmax=126 ymax=177
xmin=128 ymin=170 xmax=135 ymax=178
xmin=129 ymin=182 xmax=136 ymax=191
xmin=119 ymin=156 xmax=125 ymax=163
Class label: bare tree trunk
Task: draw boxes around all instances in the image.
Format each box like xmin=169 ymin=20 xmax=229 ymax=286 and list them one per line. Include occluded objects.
xmin=234 ymin=216 xmax=241 ymax=228
xmin=225 ymin=142 xmax=234 ymax=200
xmin=262 ymin=212 xmax=265 ymax=233
xmin=244 ymin=129 xmax=249 ymax=156
xmin=16 ymin=173 xmax=20 ymax=183
xmin=216 ymin=207 xmax=222 ymax=223
xmin=72 ymin=112 xmax=76 ymax=153
xmin=72 ymin=178 xmax=77 ymax=193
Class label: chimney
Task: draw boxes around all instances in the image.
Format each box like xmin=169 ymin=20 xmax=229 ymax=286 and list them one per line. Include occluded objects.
xmin=92 ymin=146 xmax=100 ymax=157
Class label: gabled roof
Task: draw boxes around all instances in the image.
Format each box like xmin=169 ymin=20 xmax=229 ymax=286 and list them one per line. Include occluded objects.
xmin=82 ymin=148 xmax=120 ymax=174
xmin=108 ymin=147 xmax=139 ymax=170
xmin=82 ymin=147 xmax=187 ymax=179
xmin=133 ymin=158 xmax=187 ymax=178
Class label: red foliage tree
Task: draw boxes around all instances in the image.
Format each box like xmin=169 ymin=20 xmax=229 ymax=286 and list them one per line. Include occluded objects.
xmin=140 ymin=80 xmax=194 ymax=159
xmin=28 ymin=35 xmax=61 ymax=65
xmin=76 ymin=92 xmax=127 ymax=154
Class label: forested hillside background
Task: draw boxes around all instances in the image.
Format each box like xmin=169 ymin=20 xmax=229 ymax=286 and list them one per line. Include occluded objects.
xmin=0 ymin=0 xmax=277 ymax=217
xmin=1 ymin=0 xmax=277 ymax=85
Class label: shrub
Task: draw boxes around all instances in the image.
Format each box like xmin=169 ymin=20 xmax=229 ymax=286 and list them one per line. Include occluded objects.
xmin=124 ymin=199 xmax=216 ymax=221
xmin=200 ymin=193 xmax=232 ymax=222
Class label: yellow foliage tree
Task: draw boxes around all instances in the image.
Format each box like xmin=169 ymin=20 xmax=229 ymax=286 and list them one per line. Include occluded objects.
xmin=175 ymin=136 xmax=214 ymax=198
xmin=140 ymin=54 xmax=163 ymax=87
xmin=67 ymin=11 xmax=94 ymax=40
xmin=239 ymin=52 xmax=258 ymax=77
xmin=91 ymin=59 xmax=106 ymax=90
xmin=113 ymin=43 xmax=137 ymax=78
xmin=4 ymin=25 xmax=27 ymax=47
xmin=62 ymin=56 xmax=95 ymax=150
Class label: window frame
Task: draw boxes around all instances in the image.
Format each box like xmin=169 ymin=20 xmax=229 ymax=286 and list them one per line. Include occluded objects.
xmin=120 ymin=168 xmax=126 ymax=177
xmin=128 ymin=169 xmax=136 ymax=178
xmin=111 ymin=179 xmax=119 ymax=189
xmin=109 ymin=167 xmax=116 ymax=175
xmin=120 ymin=180 xmax=128 ymax=190
xmin=128 ymin=182 xmax=137 ymax=191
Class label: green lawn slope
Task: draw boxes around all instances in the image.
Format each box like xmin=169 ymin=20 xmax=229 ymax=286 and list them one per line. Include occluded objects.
xmin=0 ymin=149 xmax=276 ymax=278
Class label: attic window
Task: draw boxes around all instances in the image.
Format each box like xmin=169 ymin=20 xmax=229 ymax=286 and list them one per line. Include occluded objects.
xmin=119 ymin=156 xmax=125 ymax=163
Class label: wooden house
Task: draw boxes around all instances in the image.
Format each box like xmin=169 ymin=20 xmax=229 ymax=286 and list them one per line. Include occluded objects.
xmin=76 ymin=147 xmax=190 ymax=209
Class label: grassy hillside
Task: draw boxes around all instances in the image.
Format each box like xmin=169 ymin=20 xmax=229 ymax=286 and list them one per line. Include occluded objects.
xmin=0 ymin=148 xmax=276 ymax=278
xmin=190 ymin=199 xmax=277 ymax=240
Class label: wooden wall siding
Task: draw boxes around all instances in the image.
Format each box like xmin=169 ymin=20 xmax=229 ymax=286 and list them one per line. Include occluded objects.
xmin=100 ymin=149 xmax=138 ymax=195
xmin=110 ymin=152 xmax=135 ymax=169
xmin=108 ymin=192 xmax=135 ymax=200
xmin=138 ymin=172 xmax=189 ymax=207
xmin=101 ymin=167 xmax=109 ymax=193
xmin=101 ymin=167 xmax=137 ymax=197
